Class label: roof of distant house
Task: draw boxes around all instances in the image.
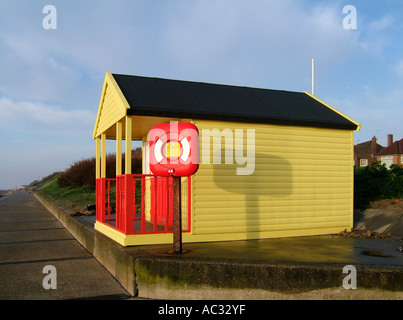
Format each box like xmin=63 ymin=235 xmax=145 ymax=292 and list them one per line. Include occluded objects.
xmin=354 ymin=140 xmax=384 ymax=159
xmin=376 ymin=139 xmax=403 ymax=156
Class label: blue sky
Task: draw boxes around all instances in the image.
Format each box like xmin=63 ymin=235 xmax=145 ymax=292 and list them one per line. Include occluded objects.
xmin=1 ymin=0 xmax=403 ymax=189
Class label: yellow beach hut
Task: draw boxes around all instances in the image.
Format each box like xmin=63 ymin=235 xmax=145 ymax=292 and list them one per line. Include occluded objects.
xmin=93 ymin=72 xmax=360 ymax=246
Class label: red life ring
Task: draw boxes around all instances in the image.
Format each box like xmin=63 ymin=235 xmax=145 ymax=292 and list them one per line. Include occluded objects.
xmin=148 ymin=122 xmax=199 ymax=176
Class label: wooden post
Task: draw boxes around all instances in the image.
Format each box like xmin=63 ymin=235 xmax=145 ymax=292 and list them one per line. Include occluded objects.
xmin=95 ymin=137 xmax=101 ymax=179
xmin=101 ymin=133 xmax=106 ymax=178
xmin=125 ymin=116 xmax=132 ymax=174
xmin=116 ymin=120 xmax=122 ymax=175
xmin=172 ymin=176 xmax=182 ymax=254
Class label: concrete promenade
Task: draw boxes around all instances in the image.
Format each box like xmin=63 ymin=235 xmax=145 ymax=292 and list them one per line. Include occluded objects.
xmin=0 ymin=191 xmax=131 ymax=299
xmin=2 ymin=191 xmax=403 ymax=300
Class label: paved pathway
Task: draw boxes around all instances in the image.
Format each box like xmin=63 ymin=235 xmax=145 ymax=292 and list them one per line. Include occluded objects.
xmin=0 ymin=191 xmax=131 ymax=300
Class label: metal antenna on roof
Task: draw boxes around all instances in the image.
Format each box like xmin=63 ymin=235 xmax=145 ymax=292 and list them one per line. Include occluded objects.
xmin=312 ymin=58 xmax=315 ymax=96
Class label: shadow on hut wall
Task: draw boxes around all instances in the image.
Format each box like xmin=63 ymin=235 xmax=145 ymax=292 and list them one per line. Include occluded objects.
xmin=213 ymin=151 xmax=293 ymax=241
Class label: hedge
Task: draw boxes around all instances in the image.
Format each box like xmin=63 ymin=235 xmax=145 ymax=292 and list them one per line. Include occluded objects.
xmin=354 ymin=161 xmax=403 ymax=209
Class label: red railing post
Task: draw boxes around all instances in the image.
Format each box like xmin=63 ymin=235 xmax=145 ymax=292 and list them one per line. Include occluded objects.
xmin=133 ymin=177 xmax=137 ymax=222
xmin=116 ymin=176 xmax=122 ymax=231
xmin=141 ymin=175 xmax=145 ymax=233
xmin=107 ymin=179 xmax=111 ymax=221
xmin=153 ymin=176 xmax=158 ymax=232
xmin=116 ymin=175 xmax=128 ymax=233
xmin=96 ymin=178 xmax=106 ymax=223
xmin=115 ymin=176 xmax=121 ymax=223
xmin=123 ymin=174 xmax=134 ymax=234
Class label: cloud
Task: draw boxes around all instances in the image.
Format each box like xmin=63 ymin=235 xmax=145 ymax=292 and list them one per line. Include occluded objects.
xmin=326 ymin=86 xmax=403 ymax=147
xmin=0 ymin=142 xmax=96 ymax=190
xmin=395 ymin=60 xmax=403 ymax=77
xmin=0 ymin=97 xmax=95 ymax=137
xmin=0 ymin=1 xmax=140 ymax=105
xmin=359 ymin=15 xmax=395 ymax=55
xmin=0 ymin=26 xmax=103 ymax=106
xmin=367 ymin=15 xmax=394 ymax=32
xmin=0 ymin=96 xmax=97 ymax=189
xmin=0 ymin=0 xmax=366 ymax=96
xmin=161 ymin=0 xmax=360 ymax=89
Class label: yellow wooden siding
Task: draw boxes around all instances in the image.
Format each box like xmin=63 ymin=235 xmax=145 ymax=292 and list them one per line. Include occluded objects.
xmin=93 ymin=72 xmax=130 ymax=139
xmin=181 ymin=177 xmax=189 ymax=229
xmin=95 ymin=84 xmax=126 ymax=137
xmin=192 ymin=120 xmax=354 ymax=239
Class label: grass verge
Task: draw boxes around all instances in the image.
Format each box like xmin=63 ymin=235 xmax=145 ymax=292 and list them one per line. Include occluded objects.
xmin=34 ymin=173 xmax=96 ymax=214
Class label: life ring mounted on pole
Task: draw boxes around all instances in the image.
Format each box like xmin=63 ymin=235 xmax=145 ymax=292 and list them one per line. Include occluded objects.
xmin=148 ymin=122 xmax=199 ymax=177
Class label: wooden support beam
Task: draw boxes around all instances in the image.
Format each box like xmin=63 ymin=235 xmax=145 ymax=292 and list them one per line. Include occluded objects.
xmin=125 ymin=116 xmax=132 ymax=174
xmin=95 ymin=137 xmax=100 ymax=179
xmin=101 ymin=133 xmax=106 ymax=178
xmin=116 ymin=120 xmax=122 ymax=175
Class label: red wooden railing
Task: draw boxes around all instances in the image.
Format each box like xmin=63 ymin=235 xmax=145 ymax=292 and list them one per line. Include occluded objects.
xmin=96 ymin=174 xmax=191 ymax=235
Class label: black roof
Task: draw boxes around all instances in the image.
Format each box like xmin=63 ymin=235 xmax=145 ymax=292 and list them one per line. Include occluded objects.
xmin=112 ymin=73 xmax=358 ymax=130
